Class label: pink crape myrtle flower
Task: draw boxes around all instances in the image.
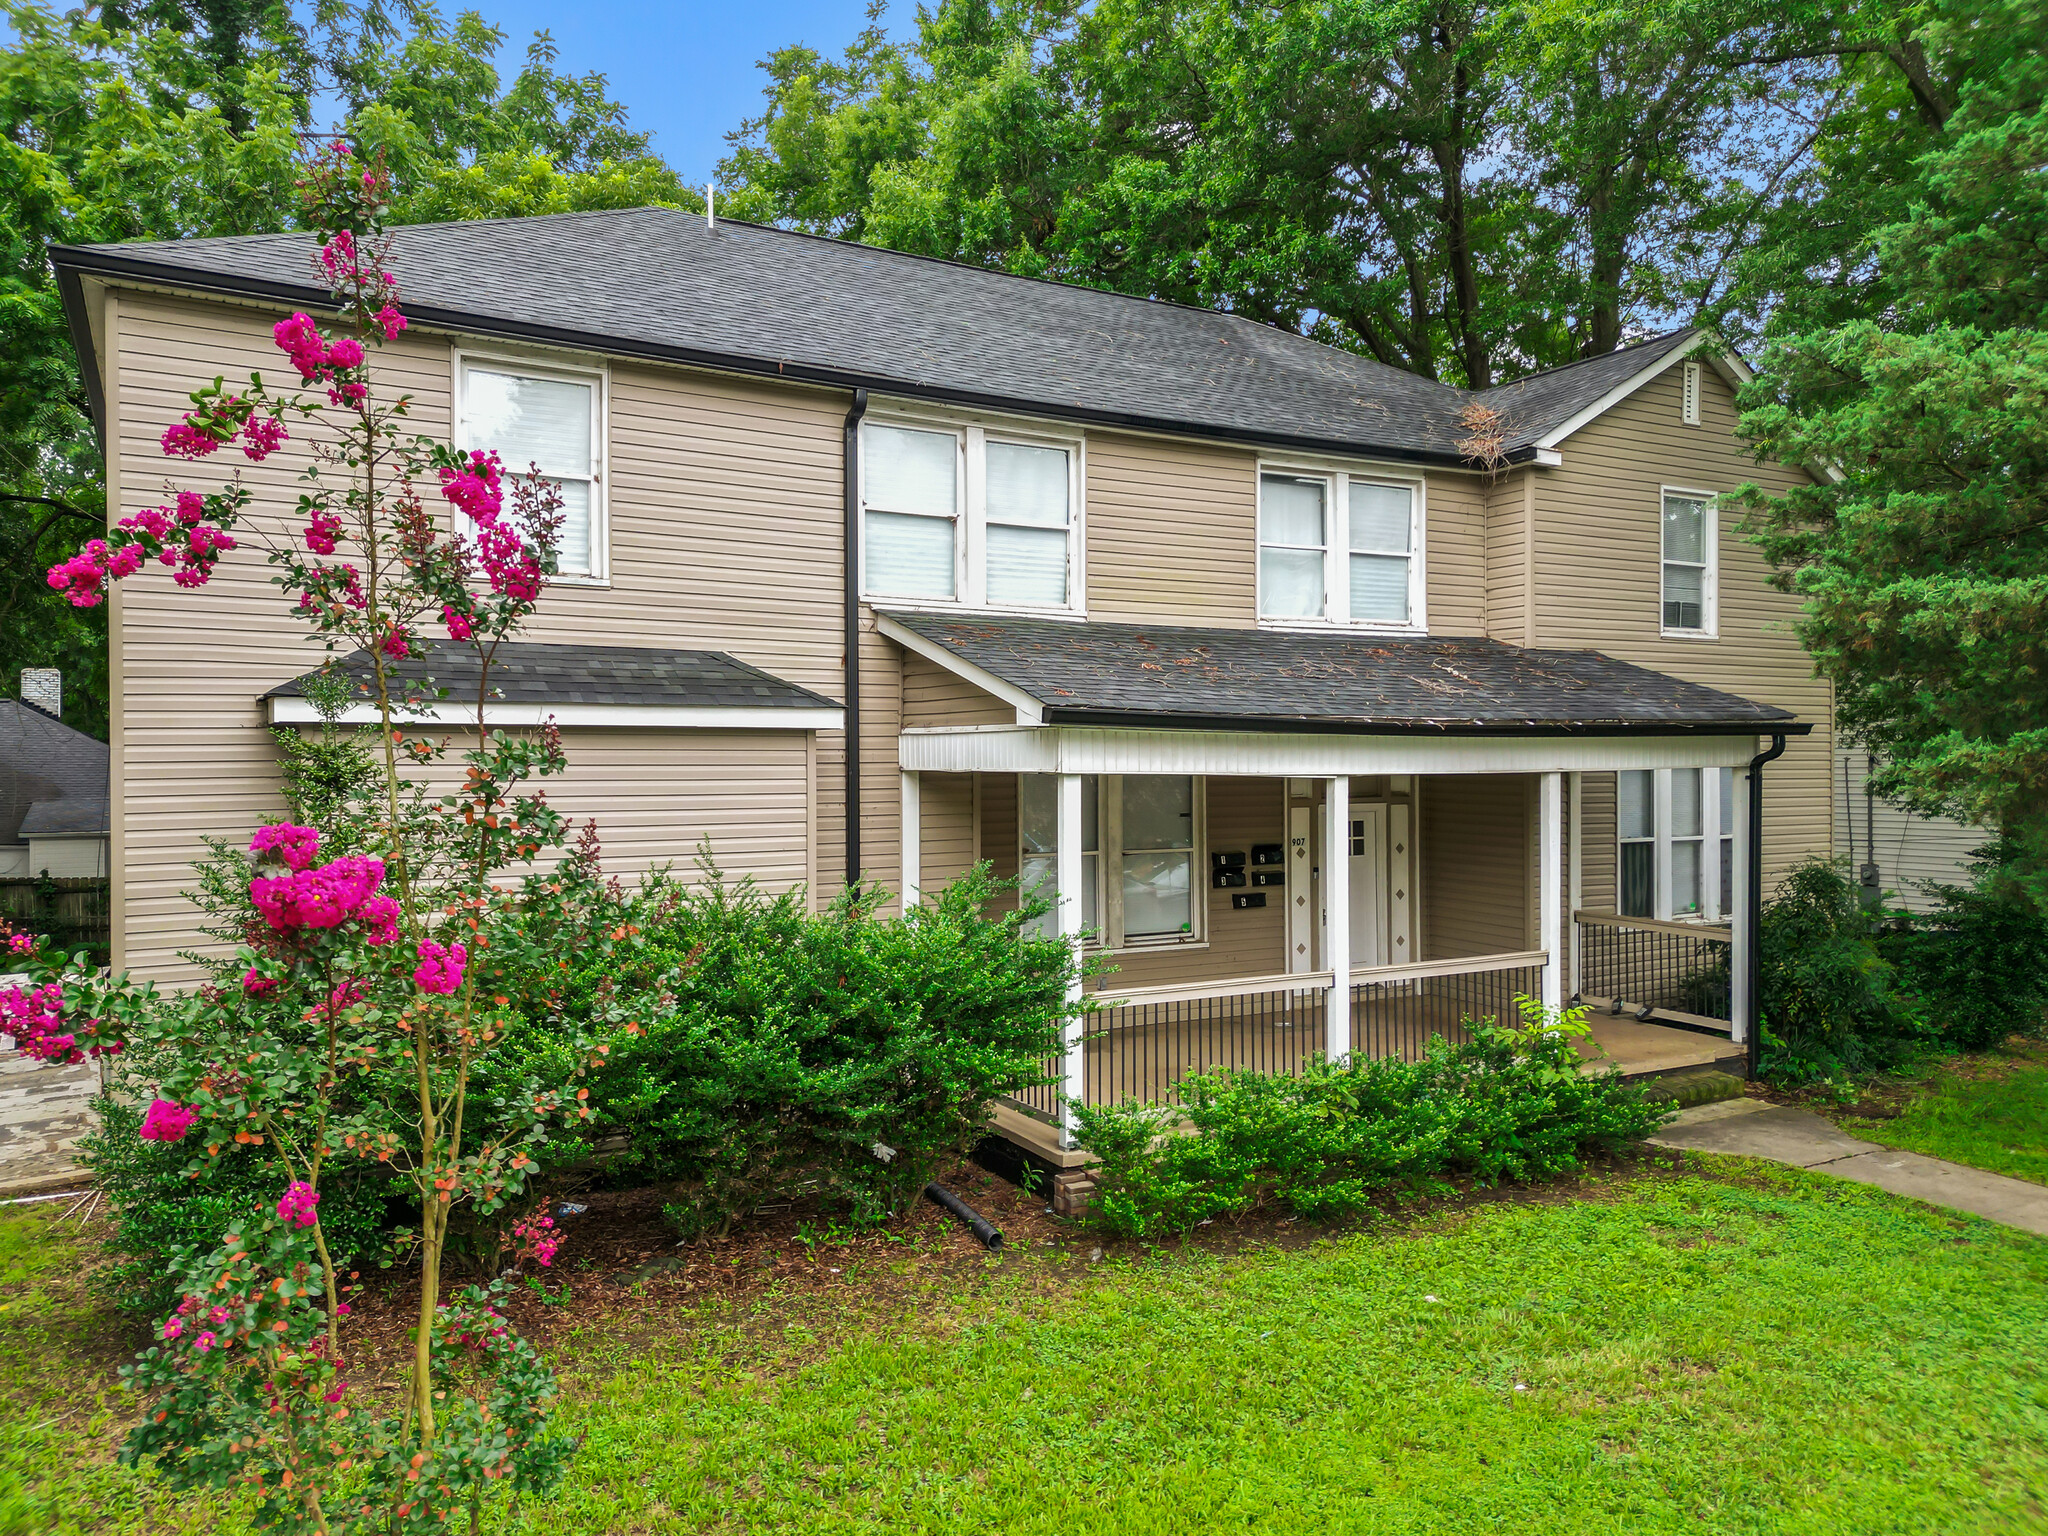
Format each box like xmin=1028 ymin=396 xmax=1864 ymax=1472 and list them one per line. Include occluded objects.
xmin=380 ymin=626 xmax=410 ymax=660
xmin=192 ymin=1331 xmax=218 ymax=1354
xmin=326 ymin=977 xmax=365 ymax=1012
xmin=242 ymin=968 xmax=279 ymax=997
xmin=274 ymin=312 xmax=329 ymax=381
xmin=304 ymin=510 xmax=342 ymax=555
xmin=6 ymin=933 xmax=33 ymax=956
xmin=413 ymin=939 xmax=467 ymax=995
xmin=240 ymin=413 xmax=288 ymax=461
xmin=374 ymin=305 xmax=406 ymax=340
xmin=441 ymin=605 xmax=473 ymax=641
xmin=162 ymin=1316 xmax=184 ymax=1341
xmin=250 ymin=854 xmax=386 ymax=932
xmin=250 ymin=822 xmax=320 ymax=872
xmin=357 ymin=895 xmax=400 ymax=946
xmin=277 ymin=1181 xmax=320 ymax=1228
xmin=160 ymin=420 xmax=219 ymax=458
xmin=325 ymin=336 xmax=365 ymax=370
xmin=437 ymin=451 xmax=504 ymax=522
xmin=140 ymin=1097 xmax=198 ymax=1143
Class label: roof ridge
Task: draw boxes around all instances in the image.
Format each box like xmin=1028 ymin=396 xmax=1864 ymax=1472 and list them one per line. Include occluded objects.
xmin=1477 ymin=327 xmax=1698 ymax=394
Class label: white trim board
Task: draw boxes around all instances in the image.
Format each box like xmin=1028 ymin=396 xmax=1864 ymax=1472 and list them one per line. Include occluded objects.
xmin=874 ymin=611 xmax=1046 ymax=723
xmin=268 ymin=699 xmax=844 ymax=730
xmin=897 ymin=724 xmax=1764 ymax=777
xmin=1532 ymin=339 xmax=1750 ymax=452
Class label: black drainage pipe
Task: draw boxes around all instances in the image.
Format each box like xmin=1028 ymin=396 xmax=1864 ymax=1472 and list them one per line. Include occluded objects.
xmin=924 ymin=1181 xmax=1003 ymax=1249
xmin=841 ymin=387 xmax=869 ymax=893
xmin=1745 ymin=730 xmax=1790 ymax=1080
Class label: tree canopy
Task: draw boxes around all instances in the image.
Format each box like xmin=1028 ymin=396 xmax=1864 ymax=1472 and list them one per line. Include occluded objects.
xmin=1736 ymin=0 xmax=2048 ymax=897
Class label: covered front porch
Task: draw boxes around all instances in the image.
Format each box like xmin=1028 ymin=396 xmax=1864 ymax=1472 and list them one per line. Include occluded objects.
xmin=882 ymin=611 xmax=1796 ymax=1157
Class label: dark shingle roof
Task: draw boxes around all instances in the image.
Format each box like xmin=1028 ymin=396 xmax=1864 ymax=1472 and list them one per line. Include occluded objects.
xmin=0 ymin=700 xmax=108 ymax=845
xmin=263 ymin=643 xmax=838 ymax=711
xmin=53 ymin=211 xmax=1699 ymax=465
xmin=1475 ymin=330 xmax=1701 ymax=452
xmin=882 ymin=611 xmax=1802 ymax=735
xmin=18 ymin=796 xmax=109 ymax=838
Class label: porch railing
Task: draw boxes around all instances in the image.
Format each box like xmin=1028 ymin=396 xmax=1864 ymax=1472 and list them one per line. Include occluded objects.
xmin=1082 ymin=970 xmax=1332 ymax=1110
xmin=1573 ymin=910 xmax=1731 ymax=1031
xmin=1348 ymin=950 xmax=1548 ymax=1060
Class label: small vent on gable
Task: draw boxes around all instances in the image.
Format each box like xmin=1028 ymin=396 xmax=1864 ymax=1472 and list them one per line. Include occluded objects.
xmin=1681 ymin=361 xmax=1702 ymax=426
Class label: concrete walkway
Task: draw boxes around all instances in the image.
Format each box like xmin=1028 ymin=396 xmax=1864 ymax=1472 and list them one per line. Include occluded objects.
xmin=1652 ymin=1097 xmax=2048 ymax=1237
xmin=0 ymin=1032 xmax=98 ymax=1198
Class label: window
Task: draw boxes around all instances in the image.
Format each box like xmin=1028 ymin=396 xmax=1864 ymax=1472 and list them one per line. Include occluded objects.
xmin=1660 ymin=490 xmax=1715 ymax=635
xmin=457 ymin=357 xmax=604 ymax=579
xmin=1681 ymin=361 xmax=1703 ymax=426
xmin=1258 ymin=470 xmax=1422 ymax=628
xmin=860 ymin=419 xmax=1078 ymax=610
xmin=1019 ymin=774 xmax=1201 ymax=947
xmin=1617 ymin=767 xmax=1734 ymax=921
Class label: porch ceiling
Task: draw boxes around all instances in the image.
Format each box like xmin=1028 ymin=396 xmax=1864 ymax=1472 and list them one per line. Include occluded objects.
xmin=878 ymin=611 xmax=1806 ymax=738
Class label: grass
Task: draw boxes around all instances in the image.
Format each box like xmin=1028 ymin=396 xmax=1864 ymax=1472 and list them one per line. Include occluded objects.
xmin=5 ymin=1163 xmax=2047 ymax=1535
xmin=1835 ymin=1040 xmax=2048 ymax=1186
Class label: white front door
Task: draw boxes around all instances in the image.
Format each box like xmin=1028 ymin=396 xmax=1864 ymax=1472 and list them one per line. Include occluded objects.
xmin=1349 ymin=806 xmax=1387 ymax=968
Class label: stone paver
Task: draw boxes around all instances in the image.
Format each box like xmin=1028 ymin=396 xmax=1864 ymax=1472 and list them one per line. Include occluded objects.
xmin=1652 ymin=1097 xmax=2048 ymax=1237
xmin=0 ymin=1033 xmax=99 ymax=1197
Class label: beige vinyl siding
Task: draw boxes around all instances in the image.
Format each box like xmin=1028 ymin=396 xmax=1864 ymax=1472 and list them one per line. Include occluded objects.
xmin=1422 ymin=472 xmax=1488 ymax=634
xmin=978 ymin=772 xmax=1020 ymax=919
xmin=1833 ymin=746 xmax=1988 ymax=912
xmin=1578 ymin=772 xmax=1618 ymax=911
xmin=901 ymin=652 xmax=1012 ymax=728
xmin=1420 ymin=775 xmax=1531 ymax=958
xmin=1535 ymin=364 xmax=1832 ymax=886
xmin=917 ymin=771 xmax=977 ymax=892
xmin=1086 ymin=432 xmax=1258 ymax=624
xmin=1484 ymin=470 xmax=1531 ymax=643
xmin=109 ymin=291 xmax=844 ymax=982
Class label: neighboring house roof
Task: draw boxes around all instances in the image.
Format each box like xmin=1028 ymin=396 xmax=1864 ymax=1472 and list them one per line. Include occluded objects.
xmin=50 ymin=210 xmax=1713 ymax=469
xmin=880 ymin=611 xmax=1805 ymax=736
xmin=0 ymin=700 xmax=109 ymax=846
xmin=264 ymin=642 xmax=841 ymax=718
xmin=18 ymin=795 xmax=110 ymax=839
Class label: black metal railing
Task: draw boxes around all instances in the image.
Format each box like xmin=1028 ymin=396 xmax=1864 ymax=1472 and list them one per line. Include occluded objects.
xmin=1575 ymin=912 xmax=1731 ymax=1024
xmin=1348 ymin=961 xmax=1546 ymax=1061
xmin=1005 ymin=1050 xmax=1064 ymax=1124
xmin=1083 ymin=983 xmax=1329 ymax=1109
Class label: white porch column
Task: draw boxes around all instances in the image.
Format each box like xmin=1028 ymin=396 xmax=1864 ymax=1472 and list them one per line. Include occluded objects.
xmin=1566 ymin=771 xmax=1584 ymax=1000
xmin=1323 ymin=775 xmax=1351 ymax=1063
xmin=899 ymin=769 xmax=921 ymax=910
xmin=1056 ymin=772 xmax=1087 ymax=1146
xmin=1731 ymin=763 xmax=1755 ymax=1046
xmin=1538 ymin=771 xmax=1564 ymax=1013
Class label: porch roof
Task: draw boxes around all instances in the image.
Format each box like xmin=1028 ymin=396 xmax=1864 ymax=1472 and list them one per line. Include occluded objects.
xmin=880 ymin=611 xmax=1805 ymax=737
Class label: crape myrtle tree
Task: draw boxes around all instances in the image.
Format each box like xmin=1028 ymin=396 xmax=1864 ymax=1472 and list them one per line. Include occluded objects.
xmin=0 ymin=145 xmax=634 ymax=1533
xmin=1734 ymin=0 xmax=2048 ymax=904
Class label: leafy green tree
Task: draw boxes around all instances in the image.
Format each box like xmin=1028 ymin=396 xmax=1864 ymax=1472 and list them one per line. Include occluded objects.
xmin=0 ymin=0 xmax=692 ymax=736
xmin=720 ymin=0 xmax=1856 ymax=386
xmin=1736 ymin=0 xmax=2048 ymax=899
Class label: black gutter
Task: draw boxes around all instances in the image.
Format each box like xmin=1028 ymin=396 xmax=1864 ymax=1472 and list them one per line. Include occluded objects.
xmin=1036 ymin=706 xmax=1812 ymax=738
xmin=842 ymin=388 xmax=869 ymax=892
xmin=1745 ymin=731 xmax=1791 ymax=1079
xmin=46 ymin=246 xmax=1516 ymax=475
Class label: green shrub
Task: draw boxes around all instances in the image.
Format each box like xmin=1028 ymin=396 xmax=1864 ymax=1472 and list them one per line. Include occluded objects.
xmin=541 ymin=864 xmax=1079 ymax=1236
xmin=1757 ymin=860 xmax=1931 ymax=1086
xmin=83 ymin=1050 xmax=399 ymax=1316
xmin=1881 ymin=841 xmax=2048 ymax=1051
xmin=1071 ymin=999 xmax=1671 ymax=1240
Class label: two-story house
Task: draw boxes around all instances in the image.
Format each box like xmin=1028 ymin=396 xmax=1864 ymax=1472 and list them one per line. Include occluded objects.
xmin=52 ymin=208 xmax=1825 ymax=1158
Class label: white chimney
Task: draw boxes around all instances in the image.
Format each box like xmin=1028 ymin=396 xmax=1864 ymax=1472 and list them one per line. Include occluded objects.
xmin=19 ymin=668 xmax=60 ymax=718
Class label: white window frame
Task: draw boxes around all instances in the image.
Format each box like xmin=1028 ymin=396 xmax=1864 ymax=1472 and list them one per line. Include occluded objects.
xmin=1659 ymin=485 xmax=1718 ymax=640
xmin=859 ymin=406 xmax=1086 ymax=616
xmin=1256 ymin=458 xmax=1427 ymax=633
xmin=451 ymin=348 xmax=609 ymax=585
xmin=1617 ymin=766 xmax=1729 ymax=922
xmin=1020 ymin=774 xmax=1207 ymax=951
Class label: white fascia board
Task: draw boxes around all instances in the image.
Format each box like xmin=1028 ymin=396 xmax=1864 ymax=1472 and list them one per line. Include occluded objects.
xmin=897 ymin=724 xmax=1761 ymax=776
xmin=873 ymin=612 xmax=1047 ymax=723
xmin=268 ymin=699 xmax=843 ymax=730
xmin=1534 ymin=342 xmax=1700 ymax=451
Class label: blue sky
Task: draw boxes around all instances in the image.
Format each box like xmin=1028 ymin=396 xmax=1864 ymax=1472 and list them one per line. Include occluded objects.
xmin=464 ymin=0 xmax=911 ymax=184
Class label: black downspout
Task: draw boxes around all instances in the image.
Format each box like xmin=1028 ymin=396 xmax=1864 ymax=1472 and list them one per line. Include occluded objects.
xmin=1745 ymin=731 xmax=1790 ymax=1079
xmin=842 ymin=388 xmax=869 ymax=893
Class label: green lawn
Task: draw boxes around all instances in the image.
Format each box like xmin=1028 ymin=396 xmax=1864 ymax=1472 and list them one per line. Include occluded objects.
xmin=6 ymin=1164 xmax=2048 ymax=1535
xmin=1837 ymin=1041 xmax=2048 ymax=1187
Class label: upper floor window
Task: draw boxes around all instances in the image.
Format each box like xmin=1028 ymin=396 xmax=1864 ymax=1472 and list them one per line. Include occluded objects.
xmin=456 ymin=355 xmax=605 ymax=580
xmin=861 ymin=419 xmax=1079 ymax=611
xmin=1258 ymin=469 xmax=1421 ymax=628
xmin=1618 ymin=767 xmax=1735 ymax=921
xmin=1660 ymin=489 xmax=1716 ymax=636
